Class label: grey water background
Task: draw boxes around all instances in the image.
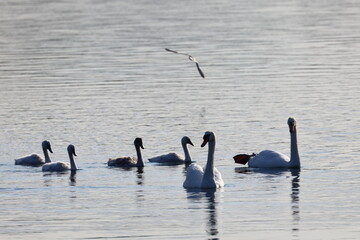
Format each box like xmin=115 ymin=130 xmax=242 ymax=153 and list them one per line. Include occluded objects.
xmin=0 ymin=0 xmax=359 ymax=239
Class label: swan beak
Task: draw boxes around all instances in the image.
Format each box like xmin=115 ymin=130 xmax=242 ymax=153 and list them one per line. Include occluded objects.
xmin=201 ymin=139 xmax=208 ymax=148
xmin=189 ymin=140 xmax=194 ymax=146
xmin=73 ymin=150 xmax=77 ymax=157
xmin=49 ymin=147 xmax=53 ymax=154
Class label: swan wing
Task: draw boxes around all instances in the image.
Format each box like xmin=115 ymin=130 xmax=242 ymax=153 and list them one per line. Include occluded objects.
xmin=214 ymin=167 xmax=225 ymax=188
xmin=148 ymin=152 xmax=184 ymax=163
xmin=249 ymin=150 xmax=290 ymax=168
xmin=42 ymin=162 xmax=70 ymax=172
xmin=108 ymin=156 xmax=136 ymax=167
xmin=15 ymin=154 xmax=44 ymax=166
xmin=183 ymin=163 xmax=204 ymax=188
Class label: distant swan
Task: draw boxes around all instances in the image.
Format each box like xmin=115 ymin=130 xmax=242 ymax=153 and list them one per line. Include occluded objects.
xmin=233 ymin=117 xmax=300 ymax=168
xmin=183 ymin=131 xmax=224 ymax=189
xmin=148 ymin=136 xmax=194 ymax=164
xmin=42 ymin=144 xmax=78 ymax=172
xmin=108 ymin=138 xmax=145 ymax=168
xmin=15 ymin=140 xmax=53 ymax=166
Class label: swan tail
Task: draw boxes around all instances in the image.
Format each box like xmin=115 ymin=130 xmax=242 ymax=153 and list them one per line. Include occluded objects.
xmin=233 ymin=153 xmax=255 ymax=165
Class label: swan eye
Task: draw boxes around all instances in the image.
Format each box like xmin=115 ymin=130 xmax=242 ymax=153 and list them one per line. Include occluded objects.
xmin=203 ymin=134 xmax=210 ymax=141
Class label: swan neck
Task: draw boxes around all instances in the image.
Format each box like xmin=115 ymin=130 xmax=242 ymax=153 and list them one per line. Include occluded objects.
xmin=182 ymin=143 xmax=192 ymax=162
xmin=135 ymin=146 xmax=144 ymax=167
xmin=68 ymin=152 xmax=77 ymax=170
xmin=204 ymin=140 xmax=215 ymax=177
xmin=290 ymin=127 xmax=300 ymax=167
xmin=43 ymin=146 xmax=51 ymax=163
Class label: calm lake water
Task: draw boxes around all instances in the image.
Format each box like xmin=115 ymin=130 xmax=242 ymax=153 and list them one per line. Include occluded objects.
xmin=1 ymin=0 xmax=359 ymax=239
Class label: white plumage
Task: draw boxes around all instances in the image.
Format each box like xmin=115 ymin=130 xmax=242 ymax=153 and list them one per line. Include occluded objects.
xmin=234 ymin=117 xmax=300 ymax=168
xmin=15 ymin=140 xmax=53 ymax=167
xmin=42 ymin=144 xmax=78 ymax=172
xmin=183 ymin=131 xmax=224 ymax=189
xmin=148 ymin=136 xmax=194 ymax=164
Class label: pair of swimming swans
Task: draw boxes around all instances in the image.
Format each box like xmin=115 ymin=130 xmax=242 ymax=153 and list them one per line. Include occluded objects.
xmin=14 ymin=141 xmax=78 ymax=172
xmin=107 ymin=136 xmax=195 ymax=167
xmin=183 ymin=117 xmax=301 ymax=189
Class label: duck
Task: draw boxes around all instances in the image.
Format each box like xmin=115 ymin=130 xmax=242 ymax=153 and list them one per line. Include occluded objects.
xmin=15 ymin=140 xmax=53 ymax=166
xmin=233 ymin=117 xmax=300 ymax=168
xmin=183 ymin=131 xmax=224 ymax=189
xmin=148 ymin=136 xmax=194 ymax=164
xmin=108 ymin=138 xmax=145 ymax=168
xmin=42 ymin=144 xmax=78 ymax=172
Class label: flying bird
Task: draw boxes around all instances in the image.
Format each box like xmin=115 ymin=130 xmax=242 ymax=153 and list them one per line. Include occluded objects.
xmin=165 ymin=48 xmax=205 ymax=78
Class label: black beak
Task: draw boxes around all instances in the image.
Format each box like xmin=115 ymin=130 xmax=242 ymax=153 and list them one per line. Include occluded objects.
xmin=201 ymin=139 xmax=208 ymax=148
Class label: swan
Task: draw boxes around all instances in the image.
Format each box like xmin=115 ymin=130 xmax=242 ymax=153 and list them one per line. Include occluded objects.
xmin=233 ymin=117 xmax=300 ymax=168
xmin=183 ymin=131 xmax=224 ymax=189
xmin=42 ymin=144 xmax=78 ymax=172
xmin=15 ymin=140 xmax=53 ymax=166
xmin=108 ymin=138 xmax=145 ymax=168
xmin=148 ymin=136 xmax=194 ymax=164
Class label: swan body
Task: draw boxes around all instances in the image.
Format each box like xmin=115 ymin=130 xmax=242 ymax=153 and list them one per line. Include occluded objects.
xmin=183 ymin=131 xmax=224 ymax=189
xmin=108 ymin=138 xmax=145 ymax=168
xmin=234 ymin=117 xmax=300 ymax=168
xmin=148 ymin=136 xmax=194 ymax=164
xmin=42 ymin=144 xmax=78 ymax=172
xmin=15 ymin=140 xmax=53 ymax=166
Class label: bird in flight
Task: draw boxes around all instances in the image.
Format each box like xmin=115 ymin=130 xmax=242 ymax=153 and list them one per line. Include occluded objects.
xmin=165 ymin=48 xmax=205 ymax=78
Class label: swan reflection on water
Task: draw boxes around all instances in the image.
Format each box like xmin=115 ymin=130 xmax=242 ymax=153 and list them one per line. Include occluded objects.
xmin=69 ymin=170 xmax=77 ymax=186
xmin=186 ymin=188 xmax=221 ymax=240
xmin=291 ymin=171 xmax=300 ymax=236
xmin=136 ymin=167 xmax=144 ymax=185
xmin=235 ymin=167 xmax=301 ymax=235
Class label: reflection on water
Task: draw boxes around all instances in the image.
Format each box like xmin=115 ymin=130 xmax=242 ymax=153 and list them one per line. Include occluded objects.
xmin=186 ymin=189 xmax=219 ymax=240
xmin=235 ymin=167 xmax=301 ymax=238
xmin=291 ymin=170 xmax=300 ymax=237
xmin=136 ymin=168 xmax=145 ymax=203
xmin=1 ymin=0 xmax=359 ymax=238
xmin=69 ymin=170 xmax=77 ymax=186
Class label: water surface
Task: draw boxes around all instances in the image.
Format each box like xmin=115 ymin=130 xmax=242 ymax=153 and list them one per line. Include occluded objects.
xmin=1 ymin=0 xmax=359 ymax=239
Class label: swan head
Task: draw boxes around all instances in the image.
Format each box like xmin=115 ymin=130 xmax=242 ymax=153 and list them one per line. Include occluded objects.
xmin=288 ymin=117 xmax=297 ymax=133
xmin=42 ymin=140 xmax=53 ymax=153
xmin=181 ymin=136 xmax=194 ymax=146
xmin=201 ymin=131 xmax=215 ymax=148
xmin=67 ymin=144 xmax=77 ymax=156
xmin=134 ymin=138 xmax=144 ymax=149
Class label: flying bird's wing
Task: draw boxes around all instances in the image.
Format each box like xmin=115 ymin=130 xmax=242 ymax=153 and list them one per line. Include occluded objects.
xmin=195 ymin=62 xmax=205 ymax=78
xmin=165 ymin=48 xmax=205 ymax=78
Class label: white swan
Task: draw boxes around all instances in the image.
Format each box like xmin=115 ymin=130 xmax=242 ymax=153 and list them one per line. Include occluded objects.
xmin=108 ymin=138 xmax=145 ymax=168
xmin=42 ymin=144 xmax=78 ymax=172
xmin=148 ymin=136 xmax=194 ymax=164
xmin=233 ymin=117 xmax=300 ymax=168
xmin=183 ymin=131 xmax=224 ymax=189
xmin=15 ymin=140 xmax=53 ymax=166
